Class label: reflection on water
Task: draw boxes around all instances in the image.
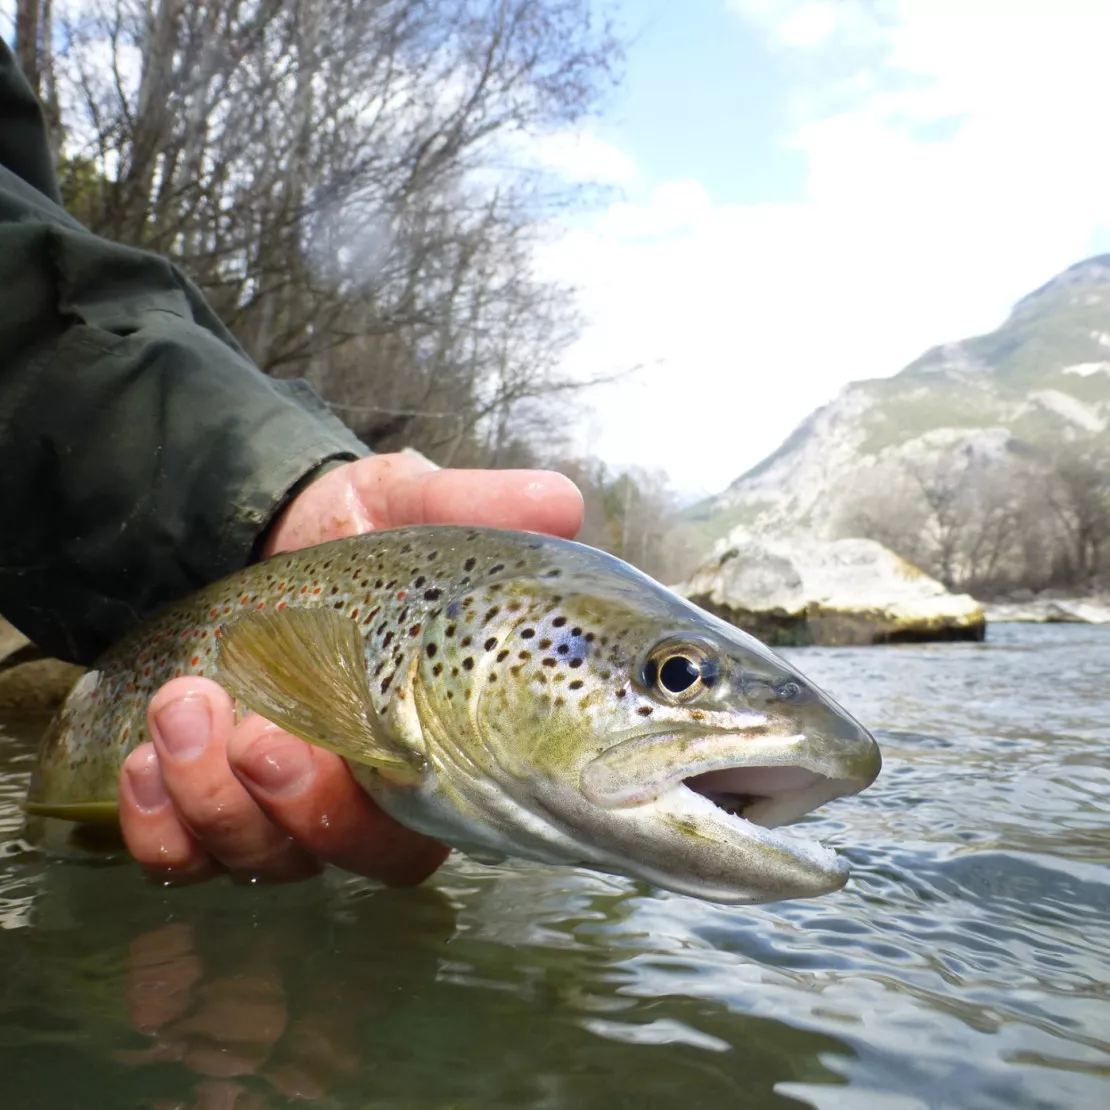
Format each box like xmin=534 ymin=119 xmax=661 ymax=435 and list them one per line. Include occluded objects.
xmin=1 ymin=624 xmax=1108 ymax=1109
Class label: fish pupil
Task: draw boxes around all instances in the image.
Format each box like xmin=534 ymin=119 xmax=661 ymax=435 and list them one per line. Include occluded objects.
xmin=659 ymin=656 xmax=699 ymax=694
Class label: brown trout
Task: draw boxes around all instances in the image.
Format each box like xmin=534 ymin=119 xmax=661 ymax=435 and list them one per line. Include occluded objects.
xmin=25 ymin=526 xmax=881 ymax=904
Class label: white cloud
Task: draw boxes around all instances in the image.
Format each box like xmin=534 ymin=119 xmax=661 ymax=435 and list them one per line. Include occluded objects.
xmin=539 ymin=1 xmax=1110 ymax=498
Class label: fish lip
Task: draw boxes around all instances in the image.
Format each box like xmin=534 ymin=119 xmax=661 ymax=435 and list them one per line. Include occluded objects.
xmin=580 ymin=724 xmax=882 ymax=811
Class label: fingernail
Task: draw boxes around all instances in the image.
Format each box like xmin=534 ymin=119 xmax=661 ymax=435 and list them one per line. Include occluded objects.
xmin=237 ymin=734 xmax=314 ymax=797
xmin=126 ymin=750 xmax=170 ymax=813
xmin=152 ymin=693 xmax=212 ymax=762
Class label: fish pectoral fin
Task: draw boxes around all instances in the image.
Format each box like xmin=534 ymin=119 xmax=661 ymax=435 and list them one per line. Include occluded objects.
xmin=22 ymin=800 xmax=120 ymax=826
xmin=216 ymin=607 xmax=424 ymax=785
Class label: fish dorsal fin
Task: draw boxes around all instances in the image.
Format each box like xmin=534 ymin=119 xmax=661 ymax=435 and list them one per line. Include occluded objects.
xmin=216 ymin=607 xmax=424 ymax=785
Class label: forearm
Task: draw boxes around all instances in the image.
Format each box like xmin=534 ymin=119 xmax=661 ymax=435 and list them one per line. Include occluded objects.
xmin=0 ymin=221 xmax=367 ymax=664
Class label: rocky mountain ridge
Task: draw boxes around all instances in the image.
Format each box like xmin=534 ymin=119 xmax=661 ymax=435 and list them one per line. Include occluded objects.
xmin=682 ymin=255 xmax=1110 ymax=547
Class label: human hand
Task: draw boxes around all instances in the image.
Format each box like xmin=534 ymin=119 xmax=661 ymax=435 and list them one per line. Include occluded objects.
xmin=118 ymin=452 xmax=584 ymax=884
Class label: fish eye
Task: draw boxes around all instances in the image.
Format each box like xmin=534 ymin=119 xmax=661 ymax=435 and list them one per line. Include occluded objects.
xmin=641 ymin=640 xmax=716 ymax=703
xmin=660 ymin=655 xmax=699 ymax=693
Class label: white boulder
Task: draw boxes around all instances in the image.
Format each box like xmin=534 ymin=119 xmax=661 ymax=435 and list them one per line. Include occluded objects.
xmin=676 ymin=532 xmax=985 ymax=646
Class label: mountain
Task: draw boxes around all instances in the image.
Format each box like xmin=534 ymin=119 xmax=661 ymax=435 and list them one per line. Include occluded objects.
xmin=681 ymin=254 xmax=1110 ymax=546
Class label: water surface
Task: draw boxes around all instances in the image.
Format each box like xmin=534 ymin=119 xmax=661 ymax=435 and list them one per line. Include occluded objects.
xmin=1 ymin=624 xmax=1107 ymax=1109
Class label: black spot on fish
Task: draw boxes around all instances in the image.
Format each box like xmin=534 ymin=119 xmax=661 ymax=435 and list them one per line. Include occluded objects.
xmin=464 ymin=557 xmax=477 ymax=572
xmin=569 ymin=680 xmax=584 ymax=690
xmin=488 ymin=563 xmax=504 ymax=575
xmin=496 ymin=649 xmax=509 ymax=662
xmin=569 ymin=659 xmax=583 ymax=669
xmin=462 ymin=658 xmax=474 ymax=671
xmin=484 ymin=637 xmax=497 ymax=651
xmin=446 ymin=623 xmax=457 ymax=637
xmin=426 ymin=643 xmax=438 ymax=658
xmin=414 ymin=576 xmax=426 ymax=588
xmin=552 ymin=616 xmax=567 ymax=628
xmin=542 ymin=657 xmax=557 ymax=667
xmin=432 ymin=663 xmax=444 ymax=677
xmin=539 ymin=639 xmax=552 ymax=650
xmin=424 ymin=588 xmax=442 ymax=602
xmin=557 ymin=644 xmax=569 ymax=655
xmin=521 ymin=628 xmax=535 ymax=639
xmin=638 ymin=706 xmax=653 ymax=716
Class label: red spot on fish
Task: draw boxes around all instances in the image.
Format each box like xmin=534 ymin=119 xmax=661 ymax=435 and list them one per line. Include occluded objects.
xmin=397 ymin=591 xmax=406 ymax=600
xmin=144 ymin=667 xmax=151 ymax=677
xmin=313 ymin=587 xmax=322 ymax=595
xmin=301 ymin=586 xmax=309 ymax=594
xmin=277 ymin=601 xmax=288 ymax=610
xmin=175 ymin=668 xmax=182 ymax=677
xmin=139 ymin=653 xmax=149 ymax=664
xmin=122 ymin=727 xmax=130 ymax=741
xmin=210 ymin=608 xmax=219 ymax=618
xmin=224 ymin=606 xmax=232 ymax=614
xmin=240 ymin=596 xmax=250 ymax=606
xmin=351 ymin=608 xmax=360 ymax=619
xmin=214 ymin=629 xmax=221 ymax=638
xmin=191 ymin=656 xmax=199 ymax=667
xmin=278 ymin=582 xmax=286 ymax=590
xmin=256 ymin=601 xmax=265 ymax=610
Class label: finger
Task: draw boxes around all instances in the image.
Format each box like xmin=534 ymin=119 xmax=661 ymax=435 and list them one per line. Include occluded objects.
xmin=367 ymin=465 xmax=584 ymax=538
xmin=260 ymin=453 xmax=436 ymax=555
xmin=147 ymin=678 xmax=321 ymax=883
xmin=120 ymin=743 xmax=216 ymax=881
xmin=226 ymin=719 xmax=449 ymax=886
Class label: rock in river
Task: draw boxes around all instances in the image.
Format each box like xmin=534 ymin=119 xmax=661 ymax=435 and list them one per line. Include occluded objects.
xmin=0 ymin=618 xmax=85 ymax=712
xmin=676 ymin=532 xmax=986 ymax=647
xmin=984 ymin=597 xmax=1110 ymax=624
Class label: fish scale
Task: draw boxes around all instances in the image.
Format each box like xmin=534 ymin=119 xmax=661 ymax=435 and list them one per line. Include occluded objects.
xmin=24 ymin=525 xmax=883 ymax=906
xmin=30 ymin=527 xmax=565 ymax=807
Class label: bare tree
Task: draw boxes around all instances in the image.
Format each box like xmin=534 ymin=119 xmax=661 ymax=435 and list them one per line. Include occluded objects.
xmin=13 ymin=0 xmax=62 ymax=154
xmin=1043 ymin=443 xmax=1110 ymax=584
xmin=46 ymin=0 xmax=624 ymax=456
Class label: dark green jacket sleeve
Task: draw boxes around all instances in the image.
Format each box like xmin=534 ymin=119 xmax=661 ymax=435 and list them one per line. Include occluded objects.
xmin=0 ymin=41 xmax=370 ymax=664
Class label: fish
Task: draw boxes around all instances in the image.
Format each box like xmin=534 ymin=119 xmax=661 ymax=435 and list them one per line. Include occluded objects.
xmin=24 ymin=525 xmax=882 ymax=905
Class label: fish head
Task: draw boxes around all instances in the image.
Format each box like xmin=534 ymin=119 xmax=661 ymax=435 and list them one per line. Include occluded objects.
xmin=414 ymin=556 xmax=881 ymax=905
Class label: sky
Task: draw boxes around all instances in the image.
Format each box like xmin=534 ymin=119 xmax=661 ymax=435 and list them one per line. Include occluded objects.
xmin=535 ymin=0 xmax=1110 ymax=499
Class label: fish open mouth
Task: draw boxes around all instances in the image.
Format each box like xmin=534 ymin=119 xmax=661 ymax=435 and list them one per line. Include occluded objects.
xmin=578 ymin=724 xmax=881 ymax=901
xmin=682 ymin=764 xmax=853 ymax=831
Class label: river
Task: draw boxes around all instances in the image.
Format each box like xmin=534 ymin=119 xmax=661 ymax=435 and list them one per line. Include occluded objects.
xmin=1 ymin=623 xmax=1107 ymax=1109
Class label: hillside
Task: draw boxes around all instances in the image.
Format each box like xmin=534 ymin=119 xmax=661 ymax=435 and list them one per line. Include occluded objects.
xmin=682 ymin=255 xmax=1110 ymax=547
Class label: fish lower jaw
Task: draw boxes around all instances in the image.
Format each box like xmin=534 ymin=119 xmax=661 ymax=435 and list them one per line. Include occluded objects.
xmin=648 ymin=776 xmax=850 ymax=903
